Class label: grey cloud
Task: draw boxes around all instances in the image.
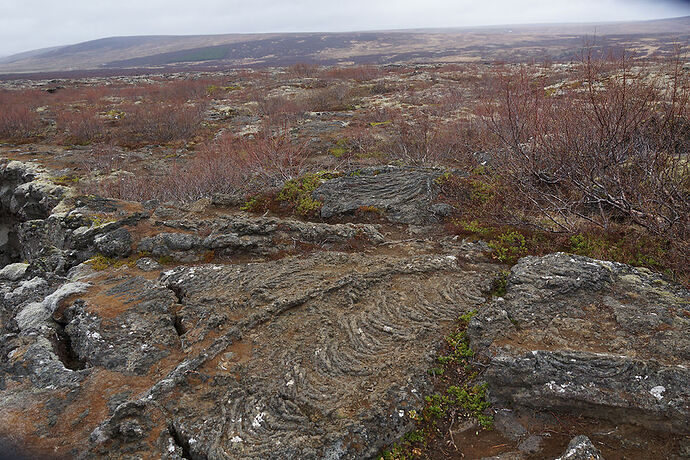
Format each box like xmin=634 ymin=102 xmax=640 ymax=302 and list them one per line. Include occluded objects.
xmin=1 ymin=0 xmax=688 ymax=56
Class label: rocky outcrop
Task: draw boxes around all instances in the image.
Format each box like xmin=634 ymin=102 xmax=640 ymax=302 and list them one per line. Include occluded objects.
xmin=0 ymin=161 xmax=67 ymax=266
xmin=468 ymin=253 xmax=690 ymax=434
xmin=137 ymin=215 xmax=384 ymax=262
xmin=2 ymin=158 xmax=689 ymax=459
xmin=313 ymin=166 xmax=454 ymax=224
xmin=1 ymin=237 xmax=497 ymax=458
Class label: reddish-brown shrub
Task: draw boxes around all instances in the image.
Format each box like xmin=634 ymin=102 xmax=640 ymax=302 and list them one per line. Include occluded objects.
xmin=385 ymin=109 xmax=473 ymax=166
xmin=481 ymin=51 xmax=690 ymax=243
xmin=87 ymin=125 xmax=310 ymax=202
xmin=116 ymin=102 xmax=205 ymax=147
xmin=79 ymin=143 xmax=128 ymax=174
xmin=0 ymin=105 xmax=42 ymax=142
xmin=288 ymin=63 xmax=319 ymax=78
xmin=0 ymin=90 xmax=44 ymax=142
xmin=257 ymin=95 xmax=308 ymax=121
xmin=319 ymin=65 xmax=384 ymax=82
xmin=306 ymin=84 xmax=356 ymax=112
xmin=210 ymin=127 xmax=310 ymax=187
xmin=56 ymin=108 xmax=107 ymax=144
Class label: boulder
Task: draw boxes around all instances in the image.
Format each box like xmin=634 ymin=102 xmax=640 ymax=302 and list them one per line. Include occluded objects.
xmin=0 ymin=263 xmax=28 ymax=281
xmin=313 ymin=166 xmax=454 ymax=224
xmin=94 ymin=228 xmax=132 ymax=258
xmin=468 ymin=253 xmax=690 ymax=434
xmin=555 ymin=435 xmax=603 ymax=460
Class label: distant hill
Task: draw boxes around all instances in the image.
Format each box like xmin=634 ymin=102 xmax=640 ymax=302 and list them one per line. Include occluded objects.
xmin=1 ymin=16 xmax=689 ymax=74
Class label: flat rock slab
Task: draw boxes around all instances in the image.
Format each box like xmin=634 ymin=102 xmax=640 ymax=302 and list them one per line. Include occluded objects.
xmin=313 ymin=166 xmax=452 ymax=224
xmin=468 ymin=253 xmax=690 ymax=434
xmin=1 ymin=242 xmax=497 ymax=459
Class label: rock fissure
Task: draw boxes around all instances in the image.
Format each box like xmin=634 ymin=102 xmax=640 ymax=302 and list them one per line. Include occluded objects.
xmin=50 ymin=315 xmax=88 ymax=371
xmin=1 ymin=159 xmax=688 ymax=459
xmin=168 ymin=423 xmax=194 ymax=460
xmin=0 ymin=208 xmax=21 ymax=267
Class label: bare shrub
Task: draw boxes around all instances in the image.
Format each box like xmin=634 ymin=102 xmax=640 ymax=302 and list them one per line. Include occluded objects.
xmin=288 ymin=63 xmax=319 ymax=78
xmin=50 ymin=86 xmax=111 ymax=106
xmin=117 ymin=102 xmax=205 ymax=147
xmin=88 ymin=126 xmax=309 ymax=202
xmin=0 ymin=105 xmax=42 ymax=142
xmin=319 ymin=65 xmax=384 ymax=82
xmin=0 ymin=90 xmax=44 ymax=142
xmin=257 ymin=95 xmax=308 ymax=122
xmin=115 ymin=78 xmax=218 ymax=104
xmin=146 ymin=78 xmax=218 ymax=103
xmin=80 ymin=173 xmax=157 ymax=202
xmin=56 ymin=109 xmax=107 ymax=144
xmin=326 ymin=125 xmax=385 ymax=169
xmin=172 ymin=127 xmax=310 ymax=198
xmin=223 ymin=127 xmax=310 ymax=187
xmin=79 ymin=143 xmax=128 ymax=174
xmin=483 ymin=51 xmax=690 ymax=242
xmin=306 ymin=84 xmax=356 ymax=112
xmin=385 ymin=109 xmax=471 ymax=166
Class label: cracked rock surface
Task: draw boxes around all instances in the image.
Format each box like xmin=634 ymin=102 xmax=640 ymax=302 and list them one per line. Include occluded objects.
xmin=1 ymin=160 xmax=689 ymax=459
xmin=468 ymin=253 xmax=690 ymax=434
xmin=312 ymin=166 xmax=454 ymax=224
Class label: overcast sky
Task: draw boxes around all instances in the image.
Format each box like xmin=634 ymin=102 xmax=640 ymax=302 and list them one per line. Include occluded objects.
xmin=1 ymin=0 xmax=689 ymax=56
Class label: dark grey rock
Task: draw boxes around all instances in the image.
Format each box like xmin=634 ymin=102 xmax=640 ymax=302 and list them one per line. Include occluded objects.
xmin=202 ymin=233 xmax=252 ymax=250
xmin=1 ymin=161 xmax=67 ymax=268
xmin=138 ymin=233 xmax=203 ymax=258
xmin=313 ymin=166 xmax=451 ymax=224
xmin=517 ymin=435 xmax=542 ymax=454
xmin=94 ymin=228 xmax=132 ymax=258
xmin=211 ymin=193 xmax=244 ymax=207
xmin=0 ymin=161 xmax=66 ymax=221
xmin=494 ymin=409 xmax=527 ymax=441
xmin=679 ymin=437 xmax=690 ymax=457
xmin=554 ymin=435 xmax=603 ymax=460
xmin=137 ymin=216 xmax=383 ymax=262
xmin=469 ymin=253 xmax=690 ymax=434
xmin=63 ymin=277 xmax=179 ymax=375
xmin=480 ymin=453 xmax=524 ymax=460
xmin=82 ymin=246 xmax=495 ymax=458
xmin=135 ymin=257 xmax=161 ymax=272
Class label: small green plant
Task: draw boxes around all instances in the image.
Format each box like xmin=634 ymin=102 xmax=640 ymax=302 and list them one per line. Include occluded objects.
xmin=104 ymin=109 xmax=125 ymax=120
xmin=156 ymin=255 xmax=175 ymax=265
xmin=89 ymin=215 xmax=116 ymax=228
xmin=241 ymin=194 xmax=271 ymax=213
xmin=329 ymin=139 xmax=349 ymax=158
xmin=438 ymin=329 xmax=474 ymax=364
xmin=424 ymin=393 xmax=450 ymax=419
xmin=356 ymin=205 xmax=385 ymax=216
xmin=488 ymin=270 xmax=510 ymax=298
xmin=404 ymin=430 xmax=424 ymax=443
xmin=434 ymin=171 xmax=452 ymax=185
xmin=379 ymin=445 xmax=413 ymax=460
xmin=276 ymin=171 xmax=340 ymax=216
xmin=570 ymin=233 xmax=607 ymax=256
xmin=460 ymin=219 xmax=491 ymax=237
xmin=489 ymin=231 xmax=528 ymax=264
xmin=378 ymin=309 xmax=491 ymax=458
xmin=470 ymin=178 xmax=494 ymax=203
xmin=206 ymin=84 xmax=240 ymax=96
xmin=447 ymin=384 xmax=493 ymax=428
xmin=51 ymin=174 xmax=80 ymax=186
xmin=88 ymin=254 xmax=125 ymax=271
